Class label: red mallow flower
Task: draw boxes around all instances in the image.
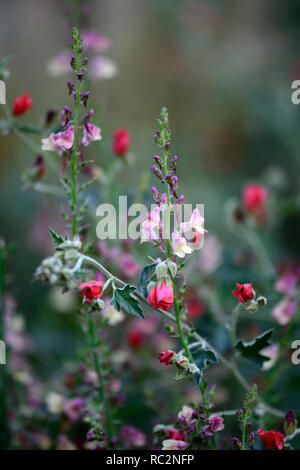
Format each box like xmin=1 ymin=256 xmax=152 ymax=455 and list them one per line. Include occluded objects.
xmin=232 ymin=283 xmax=254 ymax=304
xmin=243 ymin=183 xmax=267 ymax=213
xmin=257 ymin=429 xmax=285 ymax=450
xmin=127 ymin=329 xmax=144 ymax=348
xmin=158 ymin=348 xmax=175 ymax=366
xmin=78 ymin=281 xmax=104 ymax=303
xmin=112 ymin=128 xmax=130 ymax=156
xmin=168 ymin=428 xmax=185 ymax=441
xmin=12 ymin=93 xmax=33 ymax=116
xmin=147 ymin=281 xmax=174 ymax=311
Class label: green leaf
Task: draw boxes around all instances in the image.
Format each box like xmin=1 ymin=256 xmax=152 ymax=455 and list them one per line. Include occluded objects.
xmin=49 ymin=227 xmax=64 ymax=245
xmin=191 ymin=347 xmax=218 ymax=385
xmin=192 ymin=347 xmax=219 ymax=374
xmin=235 ymin=329 xmax=274 ymax=367
xmin=140 ymin=263 xmax=156 ymax=297
xmin=16 ymin=124 xmax=42 ymax=134
xmin=110 ymin=284 xmax=144 ymax=319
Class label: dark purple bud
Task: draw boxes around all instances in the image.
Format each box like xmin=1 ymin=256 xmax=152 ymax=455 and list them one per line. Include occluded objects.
xmin=284 ymin=409 xmax=297 ymax=435
xmin=45 ymin=109 xmax=57 ymax=125
xmin=231 ymin=437 xmax=241 ymax=449
xmin=165 ymin=141 xmax=170 ymax=149
xmin=34 ymin=154 xmax=44 ymax=167
xmin=66 ymin=80 xmax=74 ymax=95
xmin=82 ymin=91 xmax=91 ymax=107
xmin=70 ymin=56 xmax=76 ymax=69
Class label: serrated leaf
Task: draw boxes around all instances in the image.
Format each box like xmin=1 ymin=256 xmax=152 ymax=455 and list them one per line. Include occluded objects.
xmin=235 ymin=329 xmax=274 ymax=367
xmin=191 ymin=347 xmax=218 ymax=385
xmin=110 ymin=284 xmax=144 ymax=319
xmin=192 ymin=348 xmax=219 ymax=374
xmin=140 ymin=263 xmax=156 ymax=297
xmin=49 ymin=227 xmax=64 ymax=245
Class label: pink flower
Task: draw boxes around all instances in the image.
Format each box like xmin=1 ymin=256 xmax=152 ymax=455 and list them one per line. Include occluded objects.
xmin=78 ymin=281 xmax=104 ymax=303
xmin=162 ymin=439 xmax=189 ymax=450
xmin=55 ymin=126 xmax=75 ymax=150
xmin=141 ymin=206 xmax=161 ymax=243
xmin=181 ymin=208 xmax=206 ymax=235
xmin=243 ymin=183 xmax=267 ymax=213
xmin=232 ymin=282 xmax=254 ymax=304
xmin=275 ymin=273 xmax=298 ymax=297
xmin=90 ymin=56 xmax=118 ymax=81
xmin=272 ymin=298 xmax=297 ymax=326
xmin=81 ymin=30 xmax=110 ymax=52
xmin=112 ymin=128 xmax=131 ymax=156
xmin=120 ymin=425 xmax=146 ymax=448
xmin=158 ymin=348 xmax=175 ymax=366
xmin=147 ymin=281 xmax=174 ymax=311
xmin=82 ymin=124 xmax=102 ymax=146
xmin=41 ymin=133 xmax=63 ymax=155
xmin=178 ymin=405 xmax=196 ymax=426
xmin=208 ymin=414 xmax=224 ymax=432
xmin=12 ymin=93 xmax=32 ymax=116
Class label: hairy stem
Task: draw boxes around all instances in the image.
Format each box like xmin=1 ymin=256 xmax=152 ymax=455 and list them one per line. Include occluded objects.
xmin=71 ymin=81 xmax=81 ymax=236
xmin=87 ymin=314 xmax=114 ymax=442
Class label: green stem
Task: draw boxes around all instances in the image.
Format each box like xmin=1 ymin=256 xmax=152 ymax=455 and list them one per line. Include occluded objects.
xmin=87 ymin=314 xmax=114 ymax=442
xmin=230 ymin=304 xmax=241 ymax=346
xmin=71 ymin=81 xmax=81 ymax=236
xmin=241 ymin=417 xmax=247 ymax=450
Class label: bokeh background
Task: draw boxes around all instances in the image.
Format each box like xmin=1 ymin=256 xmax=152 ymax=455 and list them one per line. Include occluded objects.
xmin=1 ymin=0 xmax=300 ymax=442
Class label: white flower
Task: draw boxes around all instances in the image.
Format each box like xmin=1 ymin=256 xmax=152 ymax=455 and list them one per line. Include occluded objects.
xmin=171 ymin=231 xmax=192 ymax=258
xmin=45 ymin=392 xmax=64 ymax=414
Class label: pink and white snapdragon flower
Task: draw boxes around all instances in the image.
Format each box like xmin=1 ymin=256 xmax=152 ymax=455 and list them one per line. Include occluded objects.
xmin=42 ymin=126 xmax=75 ymax=154
xmin=82 ymin=123 xmax=102 ymax=146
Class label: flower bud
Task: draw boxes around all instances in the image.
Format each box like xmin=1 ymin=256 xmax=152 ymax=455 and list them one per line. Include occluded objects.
xmin=284 ymin=409 xmax=297 ymax=436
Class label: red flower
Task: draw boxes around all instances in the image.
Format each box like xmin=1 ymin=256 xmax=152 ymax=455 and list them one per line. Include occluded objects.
xmin=232 ymin=282 xmax=254 ymax=304
xmin=78 ymin=281 xmax=104 ymax=303
xmin=112 ymin=129 xmax=130 ymax=156
xmin=127 ymin=329 xmax=144 ymax=348
xmin=168 ymin=428 xmax=185 ymax=441
xmin=147 ymin=281 xmax=174 ymax=311
xmin=243 ymin=183 xmax=267 ymax=213
xmin=12 ymin=93 xmax=33 ymax=116
xmin=258 ymin=429 xmax=285 ymax=450
xmin=158 ymin=348 xmax=174 ymax=366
